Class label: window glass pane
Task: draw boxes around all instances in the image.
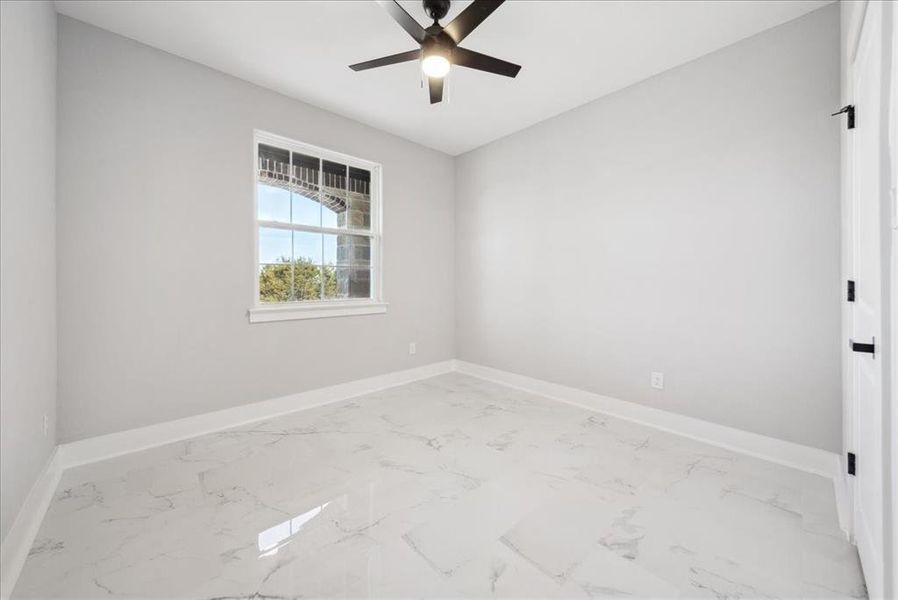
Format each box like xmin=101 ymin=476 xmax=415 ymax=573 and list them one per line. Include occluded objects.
xmin=348 ymin=268 xmax=371 ymax=299
xmin=348 ymin=196 xmax=371 ymax=230
xmin=323 ymin=234 xmax=338 ymax=266
xmin=321 ymin=160 xmax=347 ymax=229
xmin=292 ymin=152 xmax=321 ymax=227
xmin=259 ymin=264 xmax=292 ymax=303
xmin=323 ymin=265 xmax=341 ymax=300
xmin=347 ymin=167 xmax=372 ymax=231
xmin=347 ymin=234 xmax=371 ymax=269
xmin=259 ymin=227 xmax=292 ymax=264
xmin=321 ymin=204 xmax=343 ymax=229
xmin=293 ymin=231 xmax=322 ymax=265
xmin=329 ymin=235 xmax=372 ymax=298
xmin=257 ymin=183 xmax=290 ymax=223
xmin=294 ymin=264 xmax=322 ymax=301
xmin=349 ymin=233 xmax=372 ymax=298
xmin=292 ymin=192 xmax=320 ymax=227
xmin=258 ymin=144 xmax=290 ymax=187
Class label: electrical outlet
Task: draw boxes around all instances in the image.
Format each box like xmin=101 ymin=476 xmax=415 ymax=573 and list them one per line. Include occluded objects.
xmin=42 ymin=414 xmax=49 ymax=436
xmin=651 ymin=372 xmax=664 ymax=390
xmin=409 ymin=342 xmax=417 ymax=355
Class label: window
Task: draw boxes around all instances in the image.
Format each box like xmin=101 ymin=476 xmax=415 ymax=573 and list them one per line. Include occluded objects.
xmin=249 ymin=131 xmax=385 ymax=323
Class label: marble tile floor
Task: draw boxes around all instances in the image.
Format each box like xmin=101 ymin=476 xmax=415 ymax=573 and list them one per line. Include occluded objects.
xmin=14 ymin=373 xmax=866 ymax=599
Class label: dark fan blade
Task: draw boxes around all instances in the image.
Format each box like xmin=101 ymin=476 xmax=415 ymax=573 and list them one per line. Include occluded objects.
xmin=350 ymin=49 xmax=420 ymax=71
xmin=453 ymin=47 xmax=520 ymax=78
xmin=377 ymin=0 xmax=427 ymax=44
xmin=428 ymin=76 xmax=444 ymax=104
xmin=443 ymin=0 xmax=504 ymax=44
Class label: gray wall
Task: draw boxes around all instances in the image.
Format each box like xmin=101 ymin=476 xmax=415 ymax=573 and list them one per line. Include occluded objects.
xmin=0 ymin=1 xmax=58 ymax=541
xmin=56 ymin=17 xmax=455 ymax=442
xmin=455 ymin=5 xmax=841 ymax=452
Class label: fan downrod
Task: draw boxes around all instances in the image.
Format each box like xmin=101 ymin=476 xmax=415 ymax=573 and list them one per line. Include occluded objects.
xmin=423 ymin=0 xmax=450 ymax=23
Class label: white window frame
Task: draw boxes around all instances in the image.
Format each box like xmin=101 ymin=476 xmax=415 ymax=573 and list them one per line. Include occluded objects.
xmin=248 ymin=130 xmax=386 ymax=323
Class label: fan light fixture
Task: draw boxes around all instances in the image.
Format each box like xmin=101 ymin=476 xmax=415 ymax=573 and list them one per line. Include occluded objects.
xmin=349 ymin=0 xmax=521 ymax=104
xmin=422 ymin=54 xmax=450 ymax=78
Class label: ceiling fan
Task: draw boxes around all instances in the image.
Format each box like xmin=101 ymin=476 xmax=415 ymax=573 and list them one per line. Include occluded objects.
xmin=349 ymin=0 xmax=521 ymax=104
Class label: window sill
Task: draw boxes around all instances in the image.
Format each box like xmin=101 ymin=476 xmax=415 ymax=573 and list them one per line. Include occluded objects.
xmin=248 ymin=301 xmax=388 ymax=323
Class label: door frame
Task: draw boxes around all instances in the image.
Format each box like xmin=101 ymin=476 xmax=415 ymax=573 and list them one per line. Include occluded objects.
xmin=889 ymin=6 xmax=898 ymax=598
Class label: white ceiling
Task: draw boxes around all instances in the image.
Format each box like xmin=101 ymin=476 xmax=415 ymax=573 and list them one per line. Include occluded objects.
xmin=55 ymin=0 xmax=832 ymax=155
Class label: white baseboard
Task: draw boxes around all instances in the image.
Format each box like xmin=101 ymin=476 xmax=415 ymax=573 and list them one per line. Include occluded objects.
xmin=0 ymin=449 xmax=62 ymax=600
xmin=454 ymin=360 xmax=843 ymax=480
xmin=58 ymin=360 xmax=456 ymax=469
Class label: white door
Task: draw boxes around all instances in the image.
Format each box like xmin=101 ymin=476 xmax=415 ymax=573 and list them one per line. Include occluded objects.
xmin=850 ymin=1 xmax=884 ymax=597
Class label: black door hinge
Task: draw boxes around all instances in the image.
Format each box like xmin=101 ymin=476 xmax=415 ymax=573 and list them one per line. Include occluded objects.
xmin=847 ymin=280 xmax=855 ymax=302
xmin=850 ymin=337 xmax=875 ymax=357
xmin=847 ymin=452 xmax=856 ymax=476
xmin=832 ymin=105 xmax=855 ymax=129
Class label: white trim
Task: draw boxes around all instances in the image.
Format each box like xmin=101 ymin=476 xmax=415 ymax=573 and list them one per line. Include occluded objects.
xmin=248 ymin=301 xmax=388 ymax=323
xmin=257 ymin=220 xmax=373 ymax=238
xmin=0 ymin=449 xmax=63 ymax=600
xmin=57 ymin=360 xmax=453 ymax=468
xmin=846 ymin=0 xmax=869 ymax=66
xmin=454 ymin=360 xmax=843 ymax=480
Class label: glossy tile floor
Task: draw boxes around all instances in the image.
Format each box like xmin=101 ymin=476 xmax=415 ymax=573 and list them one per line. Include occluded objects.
xmin=15 ymin=373 xmax=866 ymax=599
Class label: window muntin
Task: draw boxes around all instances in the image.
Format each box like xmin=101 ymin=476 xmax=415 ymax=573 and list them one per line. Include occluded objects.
xmin=254 ymin=133 xmax=380 ymax=307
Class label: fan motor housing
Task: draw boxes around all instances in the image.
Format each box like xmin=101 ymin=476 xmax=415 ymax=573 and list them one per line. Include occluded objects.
xmin=422 ymin=32 xmax=454 ymax=59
